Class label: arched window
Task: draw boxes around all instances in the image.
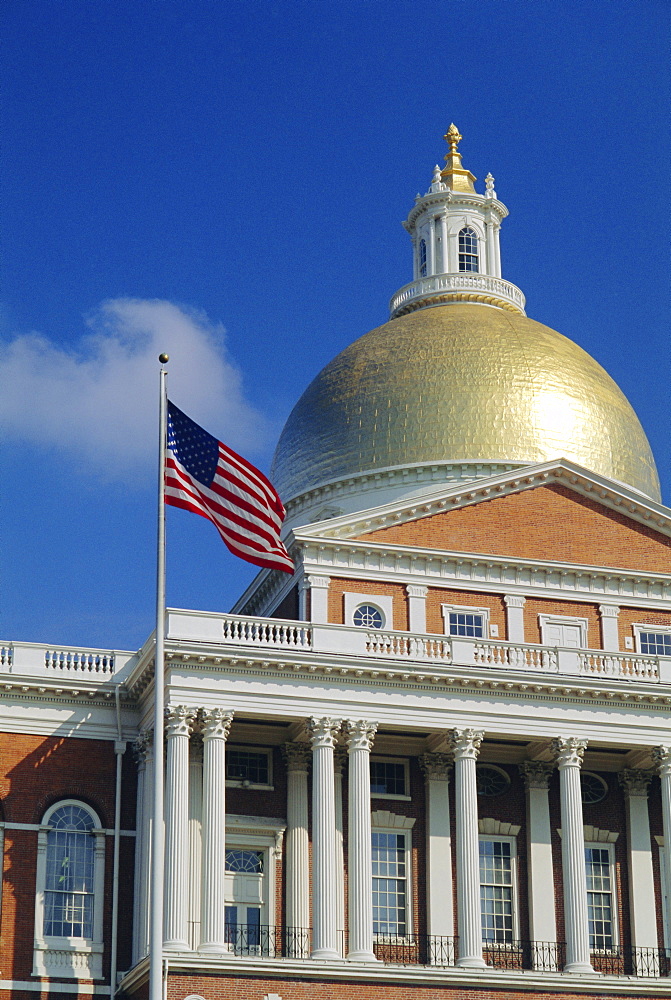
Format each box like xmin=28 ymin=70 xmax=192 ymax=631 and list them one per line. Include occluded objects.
xmin=353 ymin=604 xmax=385 ymax=629
xmin=419 ymin=239 xmax=427 ymax=277
xmin=34 ymin=800 xmax=105 ymax=979
xmin=458 ymin=226 xmax=479 ymax=272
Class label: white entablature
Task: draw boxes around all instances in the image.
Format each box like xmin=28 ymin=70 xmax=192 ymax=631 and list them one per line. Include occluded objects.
xmin=390 ymin=123 xmax=526 ymax=318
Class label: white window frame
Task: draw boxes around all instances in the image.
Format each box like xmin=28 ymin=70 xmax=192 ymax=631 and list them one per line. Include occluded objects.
xmin=370 ymin=756 xmax=410 ymax=801
xmin=538 ymin=613 xmax=589 ymax=648
xmin=442 ymin=603 xmax=491 ymax=639
xmin=33 ymin=799 xmax=106 ymax=980
xmin=371 ymin=824 xmax=413 ymax=939
xmin=585 ymin=841 xmax=619 ymax=952
xmin=344 ymin=592 xmax=393 ymax=630
xmin=632 ymin=623 xmax=671 ymax=656
xmin=223 ymin=830 xmax=280 ymax=935
xmin=479 ymin=833 xmax=519 ymax=945
xmin=225 ymin=745 xmax=273 ymax=790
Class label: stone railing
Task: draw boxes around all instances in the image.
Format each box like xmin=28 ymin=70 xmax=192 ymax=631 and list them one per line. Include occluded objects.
xmin=389 ymin=273 xmax=526 ymax=318
xmin=166 ymin=612 xmax=671 ymax=685
xmin=0 ymin=641 xmax=136 ymax=681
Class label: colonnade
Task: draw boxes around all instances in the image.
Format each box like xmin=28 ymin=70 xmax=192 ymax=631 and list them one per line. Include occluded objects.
xmin=132 ymin=713 xmax=671 ymax=973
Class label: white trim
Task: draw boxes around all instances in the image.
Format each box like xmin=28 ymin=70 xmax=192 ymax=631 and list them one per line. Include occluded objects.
xmin=442 ymin=603 xmax=491 ymax=639
xmin=0 ymin=821 xmax=134 ymax=835
xmin=372 ymin=822 xmax=414 ymax=938
xmin=370 ymin=757 xmax=411 ymax=801
xmin=0 ymin=982 xmax=110 ymax=994
xmin=585 ymin=840 xmax=620 ymax=950
xmin=479 ymin=832 xmax=519 ymax=943
xmin=344 ymin=593 xmax=394 ymax=630
xmin=33 ymin=800 xmax=106 ymax=980
xmin=658 ymin=841 xmax=670 ymax=949
xmin=538 ymin=613 xmax=589 ymax=648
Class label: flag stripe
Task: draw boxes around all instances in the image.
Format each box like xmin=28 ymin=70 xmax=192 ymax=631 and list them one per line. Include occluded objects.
xmin=165 ymin=401 xmax=294 ymax=574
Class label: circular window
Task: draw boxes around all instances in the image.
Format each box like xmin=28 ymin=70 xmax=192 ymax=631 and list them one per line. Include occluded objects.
xmin=353 ymin=604 xmax=384 ymax=628
xmin=580 ymin=772 xmax=608 ymax=805
xmin=476 ymin=765 xmax=511 ymax=797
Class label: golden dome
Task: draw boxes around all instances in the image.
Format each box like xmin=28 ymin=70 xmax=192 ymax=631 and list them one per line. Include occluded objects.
xmin=272 ymin=304 xmax=660 ymax=504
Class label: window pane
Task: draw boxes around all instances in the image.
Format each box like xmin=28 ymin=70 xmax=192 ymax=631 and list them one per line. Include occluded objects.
xmin=586 ymin=848 xmax=614 ymax=950
xmin=370 ymin=761 xmax=406 ymax=796
xmin=372 ymin=832 xmax=407 ymax=936
xmin=353 ymin=605 xmax=384 ymax=629
xmin=225 ymin=849 xmax=263 ymax=873
xmin=44 ymin=809 xmax=96 ymax=940
xmin=639 ymin=632 xmax=671 ymax=656
xmin=226 ymin=750 xmax=269 ymax=784
xmin=480 ymin=840 xmax=513 ymax=943
xmin=448 ymin=612 xmax=484 ymax=638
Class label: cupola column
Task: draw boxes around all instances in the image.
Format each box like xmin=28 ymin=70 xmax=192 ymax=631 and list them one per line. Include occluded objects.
xmin=199 ymin=708 xmax=234 ymax=952
xmin=345 ymin=720 xmax=378 ymax=962
xmin=164 ymin=706 xmax=196 ymax=950
xmin=309 ymin=717 xmax=342 ymax=960
xmin=552 ymin=737 xmax=593 ymax=973
xmin=449 ymin=728 xmax=486 ymax=968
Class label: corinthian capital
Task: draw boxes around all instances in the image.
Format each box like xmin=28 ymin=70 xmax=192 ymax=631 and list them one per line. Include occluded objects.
xmin=200 ymin=707 xmax=234 ymax=740
xmin=448 ymin=728 xmax=484 ymax=761
xmin=345 ymin=720 xmax=377 ymax=753
xmin=420 ymin=752 xmax=452 ymax=781
xmin=551 ymin=736 xmax=587 ymax=768
xmin=308 ymin=716 xmax=342 ymax=749
xmin=652 ymin=745 xmax=671 ymax=778
xmin=165 ymin=705 xmax=196 ymax=738
xmin=133 ymin=728 xmax=154 ymax=763
xmin=618 ymin=769 xmax=653 ymax=797
xmin=519 ymin=760 xmax=554 ymax=790
xmin=282 ymin=741 xmax=312 ymax=772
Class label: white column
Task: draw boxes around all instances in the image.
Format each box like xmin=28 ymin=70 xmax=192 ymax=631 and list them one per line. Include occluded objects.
xmin=282 ymin=742 xmax=311 ymax=944
xmin=653 ymin=746 xmax=671 ymax=945
xmin=134 ymin=730 xmax=154 ymax=959
xmin=132 ymin=730 xmax=151 ymax=962
xmin=309 ymin=717 xmax=342 ymax=960
xmin=427 ymin=219 xmax=436 ymax=276
xmin=504 ymin=595 xmax=526 ymax=642
xmin=345 ymin=720 xmax=377 ymax=963
xmin=298 ymin=576 xmax=310 ymax=621
xmin=493 ymin=224 xmax=502 ymax=278
xmin=188 ymin=738 xmax=203 ymax=951
xmin=485 ymin=220 xmax=496 ymax=276
xmin=619 ymin=769 xmax=658 ymax=968
xmin=519 ymin=761 xmax=557 ymax=966
xmin=552 ymin=737 xmax=593 ymax=974
xmin=307 ymin=575 xmax=331 ymax=624
xmin=406 ymin=585 xmax=428 ymax=634
xmin=440 ymin=214 xmax=449 ymax=274
xmin=199 ymin=708 xmax=233 ymax=952
xmin=420 ymin=754 xmax=454 ymax=944
xmin=334 ymin=746 xmax=347 ymax=953
xmin=598 ymin=605 xmax=620 ymax=652
xmin=449 ymin=728 xmax=486 ymax=969
xmin=164 ymin=706 xmax=195 ymax=950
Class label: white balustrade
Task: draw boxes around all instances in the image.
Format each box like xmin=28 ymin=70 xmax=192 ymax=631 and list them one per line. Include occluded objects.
xmin=473 ymin=642 xmax=558 ymax=671
xmin=389 ymin=273 xmax=526 ymax=318
xmin=578 ymin=651 xmax=658 ymax=680
xmin=365 ymin=632 xmax=452 ymax=662
xmin=222 ymin=617 xmax=312 ymax=648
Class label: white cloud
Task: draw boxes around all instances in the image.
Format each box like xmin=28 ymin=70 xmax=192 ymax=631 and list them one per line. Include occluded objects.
xmin=0 ymin=298 xmax=269 ymax=478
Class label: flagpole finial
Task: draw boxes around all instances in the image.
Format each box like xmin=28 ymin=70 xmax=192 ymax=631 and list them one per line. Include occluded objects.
xmin=159 ymin=353 xmax=170 ymax=364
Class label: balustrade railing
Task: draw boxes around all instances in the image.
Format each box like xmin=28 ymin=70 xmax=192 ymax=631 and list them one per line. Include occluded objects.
xmin=389 ymin=273 xmax=526 ymax=317
xmin=222 ymin=923 xmax=311 ymax=958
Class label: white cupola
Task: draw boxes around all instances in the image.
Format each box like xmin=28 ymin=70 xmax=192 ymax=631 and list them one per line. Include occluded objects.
xmin=389 ymin=124 xmax=526 ymax=318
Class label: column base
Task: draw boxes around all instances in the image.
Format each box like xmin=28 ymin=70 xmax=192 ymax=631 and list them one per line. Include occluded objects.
xmin=163 ymin=939 xmax=189 ymax=952
xmin=198 ymin=943 xmax=227 ymax=954
xmin=311 ymin=948 xmax=342 ymax=961
xmin=347 ymin=950 xmax=378 ymax=963
xmin=456 ymin=956 xmax=488 ymax=969
xmin=563 ymin=961 xmax=597 ymax=974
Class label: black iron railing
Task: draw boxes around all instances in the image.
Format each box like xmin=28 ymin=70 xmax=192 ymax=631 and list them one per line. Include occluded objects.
xmin=218 ymin=926 xmax=670 ymax=977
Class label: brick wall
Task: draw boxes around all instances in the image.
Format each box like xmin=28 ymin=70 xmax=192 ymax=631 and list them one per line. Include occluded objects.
xmin=356 ymin=484 xmax=671 ymax=573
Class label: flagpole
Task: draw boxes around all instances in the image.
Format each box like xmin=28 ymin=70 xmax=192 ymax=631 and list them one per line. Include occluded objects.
xmin=150 ymin=354 xmax=169 ymax=1000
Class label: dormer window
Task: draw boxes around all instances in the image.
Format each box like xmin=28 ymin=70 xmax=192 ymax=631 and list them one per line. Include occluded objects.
xmin=419 ymin=239 xmax=427 ymax=277
xmin=458 ymin=226 xmax=479 ymax=272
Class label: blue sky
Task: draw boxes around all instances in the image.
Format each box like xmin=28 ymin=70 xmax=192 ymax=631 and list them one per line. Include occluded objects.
xmin=2 ymin=0 xmax=669 ymax=651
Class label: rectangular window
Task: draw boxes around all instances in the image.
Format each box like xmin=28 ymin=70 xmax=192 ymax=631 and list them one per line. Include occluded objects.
xmin=479 ymin=838 xmax=514 ymax=943
xmin=44 ymin=829 xmax=95 ymax=938
xmin=370 ymin=759 xmax=407 ymax=797
xmin=586 ymin=846 xmax=615 ymax=951
xmin=638 ymin=632 xmax=671 ymax=656
xmin=372 ymin=831 xmax=407 ymax=936
xmin=448 ymin=612 xmax=485 ymax=638
xmin=225 ymin=748 xmax=270 ymax=786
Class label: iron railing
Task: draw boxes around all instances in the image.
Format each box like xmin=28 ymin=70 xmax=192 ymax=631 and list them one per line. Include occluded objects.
xmin=215 ymin=926 xmax=670 ymax=977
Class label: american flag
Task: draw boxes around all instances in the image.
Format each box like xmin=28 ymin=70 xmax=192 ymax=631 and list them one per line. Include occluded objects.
xmin=165 ymin=401 xmax=294 ymax=573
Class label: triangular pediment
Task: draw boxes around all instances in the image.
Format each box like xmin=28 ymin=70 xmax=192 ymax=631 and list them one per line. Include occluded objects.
xmin=293 ymin=460 xmax=671 ymax=573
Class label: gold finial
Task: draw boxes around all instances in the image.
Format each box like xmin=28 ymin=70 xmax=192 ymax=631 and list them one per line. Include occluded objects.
xmin=440 ymin=122 xmax=476 ymax=193
xmin=444 ymin=123 xmax=463 ymax=155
